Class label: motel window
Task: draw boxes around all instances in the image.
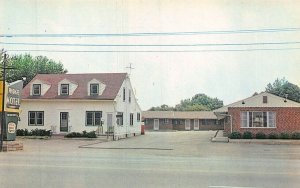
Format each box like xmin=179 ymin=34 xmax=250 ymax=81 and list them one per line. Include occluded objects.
xmin=130 ymin=113 xmax=134 ymax=126
xmin=60 ymin=84 xmax=69 ymax=95
xmin=137 ymin=113 xmax=141 ymax=122
xmin=90 ymin=84 xmax=99 ymax=95
xmin=117 ymin=112 xmax=124 ymax=126
xmin=164 ymin=119 xmax=169 ymax=124
xmin=28 ymin=111 xmax=44 ymax=126
xmin=86 ymin=111 xmax=102 ymax=126
xmin=32 ymin=84 xmax=41 ymax=96
xmin=241 ymin=111 xmax=276 ymax=128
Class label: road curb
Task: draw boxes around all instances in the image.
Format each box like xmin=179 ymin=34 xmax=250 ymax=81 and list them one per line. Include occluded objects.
xmin=229 ymin=139 xmax=300 ymax=145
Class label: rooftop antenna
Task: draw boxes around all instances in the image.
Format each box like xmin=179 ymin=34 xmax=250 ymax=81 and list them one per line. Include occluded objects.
xmin=126 ymin=63 xmax=135 ymax=77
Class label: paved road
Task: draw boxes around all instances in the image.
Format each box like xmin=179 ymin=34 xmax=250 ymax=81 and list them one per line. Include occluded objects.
xmin=0 ymin=131 xmax=300 ymax=188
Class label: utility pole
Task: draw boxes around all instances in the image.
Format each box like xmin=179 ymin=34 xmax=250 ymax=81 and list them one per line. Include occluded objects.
xmin=0 ymin=50 xmax=7 ymax=152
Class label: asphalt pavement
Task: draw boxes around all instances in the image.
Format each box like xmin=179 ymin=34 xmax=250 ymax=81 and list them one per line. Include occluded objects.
xmin=0 ymin=131 xmax=299 ymax=188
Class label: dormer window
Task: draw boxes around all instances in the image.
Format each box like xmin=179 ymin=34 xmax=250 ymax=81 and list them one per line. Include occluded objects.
xmin=90 ymin=84 xmax=99 ymax=95
xmin=32 ymin=84 xmax=41 ymax=96
xmin=60 ymin=84 xmax=69 ymax=95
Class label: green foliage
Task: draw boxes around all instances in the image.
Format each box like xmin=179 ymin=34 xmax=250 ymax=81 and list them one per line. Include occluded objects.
xmin=280 ymin=132 xmax=290 ymax=139
xmin=268 ymin=132 xmax=279 ymax=139
xmin=242 ymin=131 xmax=253 ymax=139
xmin=149 ymin=93 xmax=223 ymax=111
xmin=86 ymin=131 xmax=97 ymax=138
xmin=266 ymin=78 xmax=300 ymax=103
xmin=229 ymin=132 xmax=241 ymax=139
xmin=255 ymin=132 xmax=266 ymax=139
xmin=64 ymin=131 xmax=97 ymax=138
xmin=291 ymin=132 xmax=300 ymax=139
xmin=17 ymin=129 xmax=51 ymax=137
xmin=149 ymin=104 xmax=175 ymax=111
xmin=5 ymin=54 xmax=68 ymax=86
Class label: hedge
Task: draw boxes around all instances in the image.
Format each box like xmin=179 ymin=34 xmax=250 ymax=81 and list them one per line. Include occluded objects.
xmin=17 ymin=129 xmax=52 ymax=137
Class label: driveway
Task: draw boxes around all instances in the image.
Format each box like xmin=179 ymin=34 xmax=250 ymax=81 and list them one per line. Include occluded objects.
xmin=1 ymin=131 xmax=300 ymax=188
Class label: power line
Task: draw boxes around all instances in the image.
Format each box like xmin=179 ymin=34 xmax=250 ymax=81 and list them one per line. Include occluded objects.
xmin=1 ymin=27 xmax=300 ymax=38
xmin=2 ymin=41 xmax=300 ymax=47
xmin=7 ymin=47 xmax=300 ymax=53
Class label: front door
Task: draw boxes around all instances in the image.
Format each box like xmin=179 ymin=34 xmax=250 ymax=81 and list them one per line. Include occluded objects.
xmin=107 ymin=113 xmax=113 ymax=133
xmin=154 ymin=119 xmax=159 ymax=131
xmin=60 ymin=112 xmax=69 ymax=132
xmin=185 ymin=119 xmax=191 ymax=130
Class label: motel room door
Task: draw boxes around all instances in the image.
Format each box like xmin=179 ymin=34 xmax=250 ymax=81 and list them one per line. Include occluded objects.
xmin=154 ymin=119 xmax=159 ymax=131
xmin=185 ymin=119 xmax=191 ymax=130
xmin=60 ymin=112 xmax=69 ymax=132
xmin=194 ymin=119 xmax=199 ymax=130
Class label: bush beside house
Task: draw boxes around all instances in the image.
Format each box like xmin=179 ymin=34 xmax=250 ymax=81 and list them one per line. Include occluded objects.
xmin=17 ymin=129 xmax=52 ymax=137
xmin=229 ymin=131 xmax=300 ymax=140
xmin=64 ymin=131 xmax=97 ymax=138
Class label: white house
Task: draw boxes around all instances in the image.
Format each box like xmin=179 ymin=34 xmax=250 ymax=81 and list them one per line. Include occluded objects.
xmin=19 ymin=73 xmax=142 ymax=139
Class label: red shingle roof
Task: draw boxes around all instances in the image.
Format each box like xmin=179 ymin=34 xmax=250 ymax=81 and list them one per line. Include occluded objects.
xmin=22 ymin=73 xmax=127 ymax=100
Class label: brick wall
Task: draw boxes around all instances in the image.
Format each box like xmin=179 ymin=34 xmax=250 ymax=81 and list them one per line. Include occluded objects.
xmin=226 ymin=107 xmax=300 ymax=135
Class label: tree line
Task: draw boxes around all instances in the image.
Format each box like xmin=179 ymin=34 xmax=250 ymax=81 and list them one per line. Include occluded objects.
xmin=149 ymin=78 xmax=300 ymax=111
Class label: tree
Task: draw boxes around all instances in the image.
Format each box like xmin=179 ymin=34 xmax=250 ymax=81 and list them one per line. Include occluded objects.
xmin=149 ymin=104 xmax=175 ymax=111
xmin=266 ymin=78 xmax=300 ymax=103
xmin=148 ymin=93 xmax=223 ymax=111
xmin=4 ymin=54 xmax=67 ymax=86
xmin=175 ymin=93 xmax=223 ymax=111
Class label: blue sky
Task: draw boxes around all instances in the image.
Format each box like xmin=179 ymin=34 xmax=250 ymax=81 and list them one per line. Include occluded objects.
xmin=1 ymin=0 xmax=300 ymax=110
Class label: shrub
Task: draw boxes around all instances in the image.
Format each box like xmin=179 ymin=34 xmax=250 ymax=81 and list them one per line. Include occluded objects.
xmin=86 ymin=131 xmax=97 ymax=138
xmin=17 ymin=129 xmax=51 ymax=137
xmin=280 ymin=132 xmax=290 ymax=139
xmin=255 ymin=132 xmax=266 ymax=139
xmin=242 ymin=131 xmax=253 ymax=139
xmin=229 ymin=132 xmax=241 ymax=139
xmin=291 ymin=132 xmax=300 ymax=140
xmin=268 ymin=132 xmax=279 ymax=139
xmin=65 ymin=132 xmax=82 ymax=138
xmin=65 ymin=131 xmax=97 ymax=138
xmin=17 ymin=129 xmax=25 ymax=136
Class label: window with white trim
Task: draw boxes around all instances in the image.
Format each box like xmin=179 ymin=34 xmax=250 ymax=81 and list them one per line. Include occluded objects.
xmin=129 ymin=89 xmax=131 ymax=103
xmin=123 ymin=88 xmax=126 ymax=102
xmin=241 ymin=111 xmax=276 ymax=128
xmin=60 ymin=84 xmax=69 ymax=95
xmin=32 ymin=84 xmax=41 ymax=96
xmin=130 ymin=113 xmax=134 ymax=126
xmin=137 ymin=113 xmax=141 ymax=122
xmin=86 ymin=111 xmax=102 ymax=126
xmin=28 ymin=111 xmax=44 ymax=126
xmin=164 ymin=119 xmax=169 ymax=124
xmin=117 ymin=112 xmax=123 ymax=126
xmin=90 ymin=84 xmax=99 ymax=95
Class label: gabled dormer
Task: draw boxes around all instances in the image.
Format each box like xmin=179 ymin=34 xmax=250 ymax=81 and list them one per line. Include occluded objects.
xmin=30 ymin=79 xmax=51 ymax=96
xmin=87 ymin=79 xmax=106 ymax=96
xmin=58 ymin=79 xmax=78 ymax=96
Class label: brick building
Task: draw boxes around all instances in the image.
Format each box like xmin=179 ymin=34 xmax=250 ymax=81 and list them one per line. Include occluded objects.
xmin=143 ymin=111 xmax=223 ymax=131
xmin=214 ymin=92 xmax=300 ymax=135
